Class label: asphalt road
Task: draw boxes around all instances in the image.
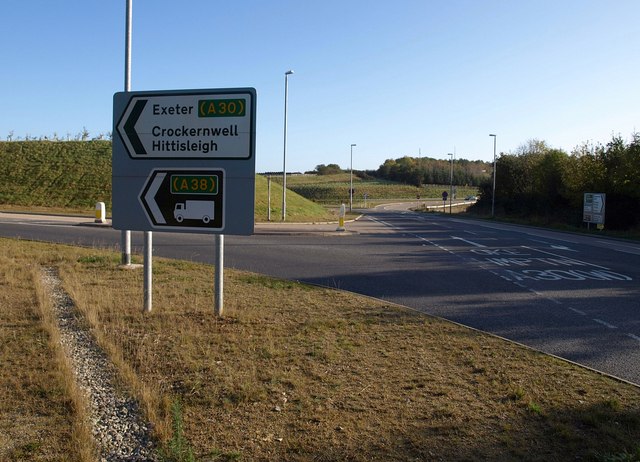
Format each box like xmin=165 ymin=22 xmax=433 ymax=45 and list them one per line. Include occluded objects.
xmin=1 ymin=207 xmax=639 ymax=384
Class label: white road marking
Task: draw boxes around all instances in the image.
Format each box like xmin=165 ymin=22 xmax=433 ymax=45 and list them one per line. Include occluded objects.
xmin=521 ymin=246 xmax=611 ymax=270
xmin=569 ymin=307 xmax=586 ymax=316
xmin=451 ymin=236 xmax=486 ymax=248
xmin=593 ymin=319 xmax=618 ymax=329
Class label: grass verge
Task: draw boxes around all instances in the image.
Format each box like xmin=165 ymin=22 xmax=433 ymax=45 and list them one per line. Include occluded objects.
xmin=2 ymin=237 xmax=640 ymax=461
xmin=0 ymin=244 xmax=91 ymax=461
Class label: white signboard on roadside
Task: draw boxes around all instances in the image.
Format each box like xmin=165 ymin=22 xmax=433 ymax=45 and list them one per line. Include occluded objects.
xmin=583 ymin=193 xmax=606 ymax=225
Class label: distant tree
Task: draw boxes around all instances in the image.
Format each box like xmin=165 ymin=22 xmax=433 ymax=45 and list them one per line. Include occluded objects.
xmin=315 ymin=163 xmax=342 ymax=175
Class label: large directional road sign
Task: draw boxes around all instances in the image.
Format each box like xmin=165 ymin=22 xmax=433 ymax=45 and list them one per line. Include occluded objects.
xmin=112 ymin=88 xmax=256 ymax=235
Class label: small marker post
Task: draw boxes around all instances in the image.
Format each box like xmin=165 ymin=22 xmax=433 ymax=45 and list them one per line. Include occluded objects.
xmin=336 ymin=203 xmax=346 ymax=232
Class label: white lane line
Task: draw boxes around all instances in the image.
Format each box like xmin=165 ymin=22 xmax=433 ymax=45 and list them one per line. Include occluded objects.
xmin=569 ymin=307 xmax=586 ymax=316
xmin=3 ymin=221 xmax=77 ymax=228
xmin=451 ymin=236 xmax=486 ymax=248
xmin=413 ymin=234 xmax=450 ymax=252
xmin=551 ymin=245 xmax=577 ymax=252
xmin=626 ymin=334 xmax=640 ymax=343
xmin=593 ymin=319 xmax=618 ymax=329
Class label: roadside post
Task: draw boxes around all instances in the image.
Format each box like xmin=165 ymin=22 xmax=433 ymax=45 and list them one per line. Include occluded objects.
xmin=337 ymin=203 xmax=346 ymax=231
xmin=267 ymin=175 xmax=272 ymax=221
xmin=112 ymin=88 xmax=257 ymax=315
xmin=95 ymin=202 xmax=106 ymax=223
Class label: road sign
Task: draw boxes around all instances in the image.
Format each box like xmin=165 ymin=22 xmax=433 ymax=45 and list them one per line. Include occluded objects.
xmin=112 ymin=88 xmax=256 ymax=235
xmin=140 ymin=169 xmax=224 ymax=231
xmin=583 ymin=192 xmax=606 ymax=225
xmin=115 ymin=89 xmax=254 ymax=159
xmin=442 ymin=191 xmax=448 ymax=200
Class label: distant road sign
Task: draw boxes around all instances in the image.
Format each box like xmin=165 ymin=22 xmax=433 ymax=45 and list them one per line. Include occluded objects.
xmin=442 ymin=191 xmax=448 ymax=200
xmin=583 ymin=192 xmax=606 ymax=225
xmin=112 ymin=88 xmax=256 ymax=235
xmin=115 ymin=89 xmax=254 ymax=159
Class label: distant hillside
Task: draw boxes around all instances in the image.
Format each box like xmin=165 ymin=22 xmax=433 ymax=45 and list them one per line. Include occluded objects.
xmin=279 ymin=173 xmax=480 ymax=204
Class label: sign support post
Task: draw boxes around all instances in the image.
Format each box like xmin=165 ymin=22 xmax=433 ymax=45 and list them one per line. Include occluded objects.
xmin=122 ymin=0 xmax=133 ymax=267
xmin=144 ymin=231 xmax=152 ymax=312
xmin=215 ymin=234 xmax=224 ymax=316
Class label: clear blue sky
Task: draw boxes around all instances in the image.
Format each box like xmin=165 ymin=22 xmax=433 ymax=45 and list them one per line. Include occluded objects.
xmin=2 ymin=0 xmax=638 ymax=172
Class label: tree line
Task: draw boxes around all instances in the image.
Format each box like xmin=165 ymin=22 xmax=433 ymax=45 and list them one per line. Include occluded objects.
xmin=475 ymin=134 xmax=640 ymax=230
xmin=314 ymin=158 xmax=491 ymax=186
xmin=370 ymin=156 xmax=491 ymax=187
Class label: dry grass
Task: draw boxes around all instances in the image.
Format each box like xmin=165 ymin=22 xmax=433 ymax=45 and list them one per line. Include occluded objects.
xmin=0 ymin=244 xmax=88 ymax=461
xmin=2 ymin=237 xmax=640 ymax=461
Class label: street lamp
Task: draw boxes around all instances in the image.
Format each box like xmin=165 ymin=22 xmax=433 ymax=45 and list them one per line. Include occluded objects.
xmin=349 ymin=143 xmax=356 ymax=212
xmin=448 ymin=153 xmax=454 ymax=214
xmin=489 ymin=134 xmax=497 ymax=217
xmin=282 ymin=70 xmax=294 ymax=221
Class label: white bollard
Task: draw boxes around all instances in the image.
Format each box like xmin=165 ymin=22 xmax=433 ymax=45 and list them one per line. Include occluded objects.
xmin=95 ymin=202 xmax=106 ymax=223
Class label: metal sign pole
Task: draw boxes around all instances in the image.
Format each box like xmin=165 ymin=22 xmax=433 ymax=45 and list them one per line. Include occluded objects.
xmin=121 ymin=0 xmax=133 ymax=266
xmin=143 ymin=231 xmax=152 ymax=312
xmin=215 ymin=234 xmax=224 ymax=316
xmin=267 ymin=175 xmax=271 ymax=221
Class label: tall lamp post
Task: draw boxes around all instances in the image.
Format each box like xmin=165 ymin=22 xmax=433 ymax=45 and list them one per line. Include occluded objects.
xmin=282 ymin=70 xmax=294 ymax=221
xmin=489 ymin=134 xmax=497 ymax=217
xmin=448 ymin=153 xmax=454 ymax=214
xmin=349 ymin=143 xmax=356 ymax=212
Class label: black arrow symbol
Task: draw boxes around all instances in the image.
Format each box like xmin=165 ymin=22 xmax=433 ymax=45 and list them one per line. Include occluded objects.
xmin=124 ymin=99 xmax=147 ymax=155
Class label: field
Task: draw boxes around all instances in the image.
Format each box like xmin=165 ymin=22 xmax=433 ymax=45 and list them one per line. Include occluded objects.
xmin=3 ymin=237 xmax=640 ymax=461
xmin=278 ymin=173 xmax=480 ymax=206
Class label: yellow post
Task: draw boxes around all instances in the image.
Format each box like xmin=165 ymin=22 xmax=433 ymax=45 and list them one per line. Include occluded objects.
xmin=336 ymin=203 xmax=346 ymax=232
xmin=95 ymin=202 xmax=106 ymax=223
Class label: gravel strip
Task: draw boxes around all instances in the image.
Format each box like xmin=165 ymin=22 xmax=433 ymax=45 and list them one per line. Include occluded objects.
xmin=41 ymin=267 xmax=158 ymax=461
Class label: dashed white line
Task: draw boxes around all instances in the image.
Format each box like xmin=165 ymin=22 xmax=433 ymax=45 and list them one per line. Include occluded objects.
xmin=593 ymin=319 xmax=618 ymax=329
xmin=569 ymin=307 xmax=586 ymax=316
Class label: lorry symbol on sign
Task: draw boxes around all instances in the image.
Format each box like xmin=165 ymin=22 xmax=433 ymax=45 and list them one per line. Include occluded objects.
xmin=174 ymin=201 xmax=215 ymax=223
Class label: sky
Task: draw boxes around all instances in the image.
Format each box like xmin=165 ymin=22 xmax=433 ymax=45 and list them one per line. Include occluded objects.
xmin=2 ymin=0 xmax=639 ymax=172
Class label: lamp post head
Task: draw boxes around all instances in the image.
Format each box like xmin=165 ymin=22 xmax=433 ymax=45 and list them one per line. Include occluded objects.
xmin=351 ymin=143 xmax=356 ymax=147
xmin=285 ymin=70 xmax=294 ymax=75
xmin=489 ymin=134 xmax=496 ymax=137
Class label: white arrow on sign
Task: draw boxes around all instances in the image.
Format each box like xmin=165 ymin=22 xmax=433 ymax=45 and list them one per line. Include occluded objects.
xmin=142 ymin=172 xmax=167 ymax=224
